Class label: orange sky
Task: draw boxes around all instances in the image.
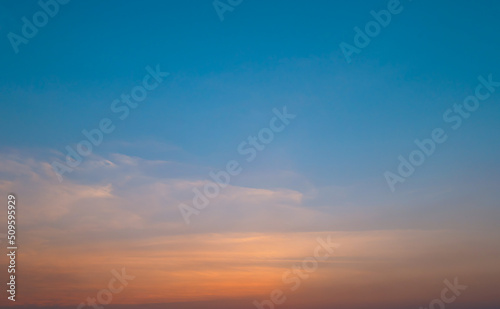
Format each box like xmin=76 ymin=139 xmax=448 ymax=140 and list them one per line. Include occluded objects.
xmin=0 ymin=153 xmax=499 ymax=309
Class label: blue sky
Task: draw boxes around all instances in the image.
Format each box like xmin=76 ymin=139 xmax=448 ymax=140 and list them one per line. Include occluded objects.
xmin=1 ymin=0 xmax=499 ymax=226
xmin=1 ymin=1 xmax=500 ymax=186
xmin=0 ymin=1 xmax=499 ymax=307
xmin=1 ymin=1 xmax=500 ymax=175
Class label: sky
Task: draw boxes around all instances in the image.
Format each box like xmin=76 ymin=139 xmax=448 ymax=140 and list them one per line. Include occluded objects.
xmin=0 ymin=0 xmax=499 ymax=308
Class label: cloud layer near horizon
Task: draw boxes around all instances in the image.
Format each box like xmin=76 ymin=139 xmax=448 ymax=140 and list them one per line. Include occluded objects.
xmin=0 ymin=150 xmax=499 ymax=308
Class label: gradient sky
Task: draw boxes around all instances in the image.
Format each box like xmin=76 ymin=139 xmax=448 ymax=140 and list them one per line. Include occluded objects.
xmin=0 ymin=0 xmax=499 ymax=308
